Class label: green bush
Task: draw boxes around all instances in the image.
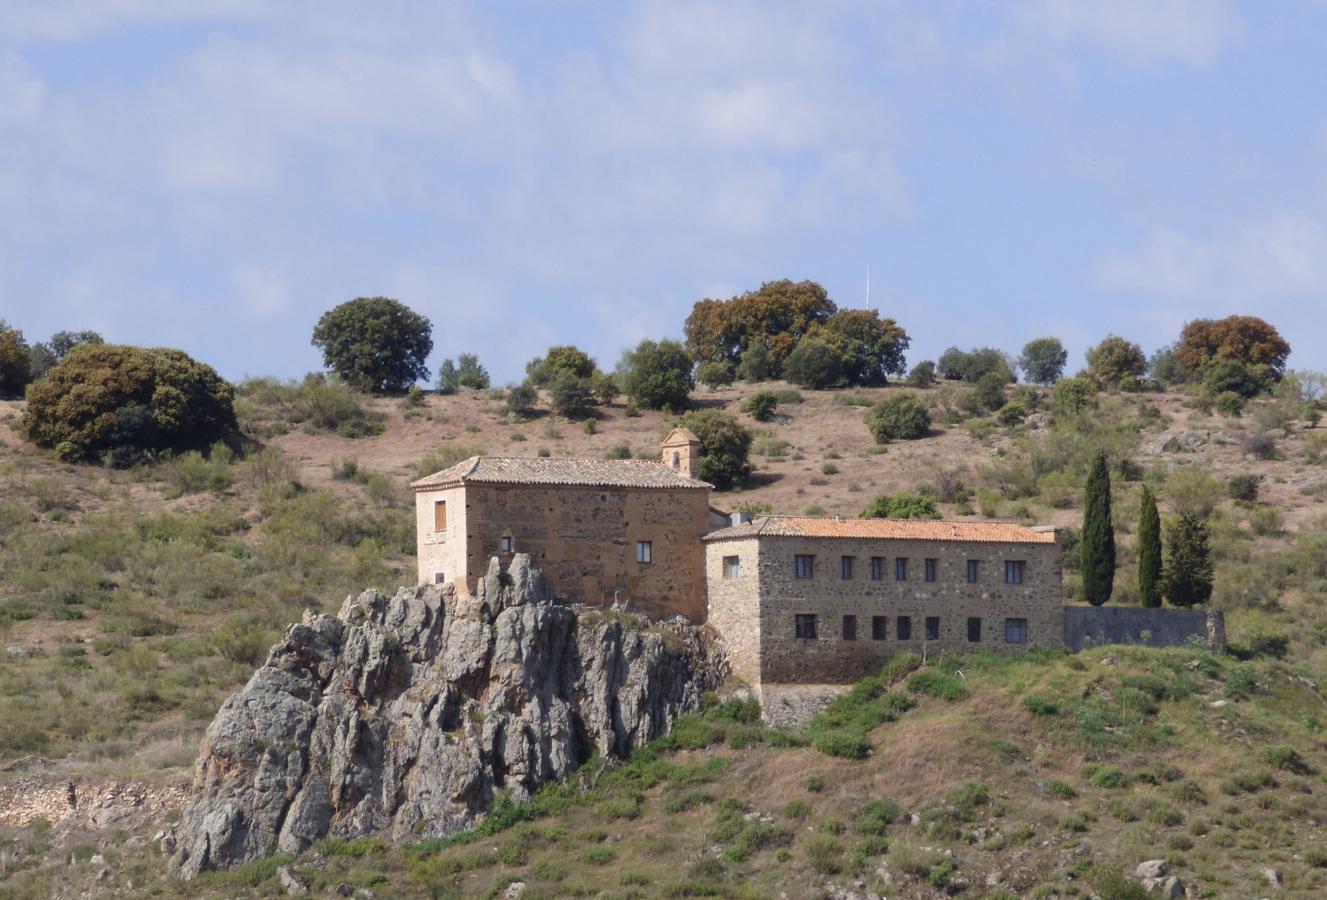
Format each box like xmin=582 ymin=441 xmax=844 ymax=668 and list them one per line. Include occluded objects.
xmin=852 ymin=799 xmax=901 ymax=835
xmin=1023 ymin=694 xmax=1058 ymax=716
xmin=860 ymin=491 xmax=939 ymax=520
xmin=907 ymin=668 xmax=968 ymax=701
xmin=505 ymin=382 xmax=538 ymax=419
xmin=311 ymin=296 xmax=432 ymax=393
xmin=907 ymin=360 xmax=936 ymax=386
xmin=549 ymin=372 xmax=596 ymax=419
xmin=782 ymin=336 xmax=849 ymax=389
xmin=0 ymin=319 xmax=31 ymax=398
xmin=696 ymin=360 xmax=735 ymax=389
xmin=619 ymin=338 xmax=693 ymax=410
xmin=1049 ymin=780 xmax=1077 ymax=800
xmin=864 ymin=393 xmax=931 ymax=443
xmin=742 ymin=390 xmax=780 ymax=422
xmin=1228 ymin=473 xmax=1260 ymax=501
xmin=24 ymin=344 xmax=238 ymax=466
xmin=678 ymin=409 xmax=753 ymax=490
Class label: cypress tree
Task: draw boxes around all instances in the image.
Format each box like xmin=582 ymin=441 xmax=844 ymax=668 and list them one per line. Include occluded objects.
xmin=1137 ymin=485 xmax=1163 ymax=608
xmin=1081 ymin=450 xmax=1116 ymax=605
xmin=1163 ymin=513 xmax=1213 ymax=607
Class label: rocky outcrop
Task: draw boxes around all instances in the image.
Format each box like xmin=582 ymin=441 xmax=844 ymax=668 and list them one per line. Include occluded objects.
xmin=170 ymin=555 xmax=724 ymax=878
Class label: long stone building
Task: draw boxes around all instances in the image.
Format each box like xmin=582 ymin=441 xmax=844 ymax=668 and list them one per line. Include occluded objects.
xmin=414 ymin=433 xmax=1065 ymax=686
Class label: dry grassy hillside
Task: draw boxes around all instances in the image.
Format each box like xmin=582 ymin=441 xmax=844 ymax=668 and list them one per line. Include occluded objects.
xmin=0 ymin=377 xmax=1325 ymax=897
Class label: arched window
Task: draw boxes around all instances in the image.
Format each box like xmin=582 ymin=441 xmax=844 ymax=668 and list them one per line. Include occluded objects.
xmin=671 ymin=451 xmax=680 ymax=469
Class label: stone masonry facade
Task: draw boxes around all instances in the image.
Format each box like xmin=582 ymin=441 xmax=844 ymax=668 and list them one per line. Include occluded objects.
xmin=705 ymin=522 xmax=1063 ymax=687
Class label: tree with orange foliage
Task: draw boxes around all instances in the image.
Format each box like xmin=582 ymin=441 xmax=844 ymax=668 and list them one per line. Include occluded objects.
xmin=683 ymin=280 xmax=836 ymax=375
xmin=1175 ymin=316 xmax=1290 ymax=384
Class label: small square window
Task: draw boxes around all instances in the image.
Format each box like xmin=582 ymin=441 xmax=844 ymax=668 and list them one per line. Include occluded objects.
xmin=434 ymin=572 xmax=446 ymax=585
xmin=967 ymin=617 xmax=982 ymax=642
xmin=965 ymin=559 xmax=980 ymax=583
xmin=841 ymin=556 xmax=854 ymax=579
xmin=723 ymin=555 xmax=741 ymax=579
xmin=842 ymin=615 xmax=857 ymax=641
xmin=1004 ymin=560 xmax=1025 ymax=585
xmin=897 ymin=616 xmax=912 ymax=640
xmin=895 ymin=558 xmax=908 ymax=581
xmin=871 ymin=615 xmax=887 ymax=640
xmin=1005 ymin=618 xmax=1028 ymax=644
xmin=925 ymin=616 xmax=940 ymax=641
xmin=795 ymin=613 xmax=818 ymax=639
xmin=869 ymin=557 xmax=884 ymax=581
xmin=795 ymin=554 xmax=815 ymax=579
xmin=637 ymin=541 xmax=653 ymax=564
xmin=924 ymin=558 xmax=937 ymax=582
xmin=499 ymin=535 xmax=513 ymax=553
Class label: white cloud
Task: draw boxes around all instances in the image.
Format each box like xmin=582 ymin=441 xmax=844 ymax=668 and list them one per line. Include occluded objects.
xmin=0 ymin=0 xmax=265 ymax=42
xmin=0 ymin=52 xmax=47 ymax=121
xmin=231 ymin=265 xmax=292 ymax=319
xmin=1018 ymin=0 xmax=1239 ymax=65
xmin=1099 ymin=214 xmax=1327 ymax=301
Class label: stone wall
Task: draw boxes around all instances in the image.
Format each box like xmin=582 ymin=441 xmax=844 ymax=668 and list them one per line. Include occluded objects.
xmin=709 ymin=535 xmax=1063 ymax=686
xmin=1063 ymin=604 xmax=1224 ymax=652
xmin=704 ymin=538 xmax=763 ymax=686
xmin=418 ymin=482 xmax=709 ymax=621
xmin=415 ymin=484 xmax=467 ymax=588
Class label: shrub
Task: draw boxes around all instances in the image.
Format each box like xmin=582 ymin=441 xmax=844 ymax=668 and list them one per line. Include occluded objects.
xmin=288 ymin=374 xmax=385 ymax=437
xmin=974 ymin=371 xmax=1007 ymax=411
xmin=735 ymin=343 xmax=772 ymax=382
xmin=505 ymin=382 xmax=538 ymax=419
xmin=1020 ymin=337 xmax=1068 ymax=385
xmin=1023 ymin=694 xmax=1058 ymax=716
xmin=1164 ymin=513 xmax=1213 ymax=607
xmin=852 ymin=799 xmax=901 ymax=834
xmin=1084 ymin=764 xmax=1127 ymax=789
xmin=24 ymin=344 xmax=238 ymax=466
xmin=311 ymin=296 xmax=432 ymax=393
xmin=860 ymin=491 xmax=939 ymax=520
xmin=525 ymin=345 xmax=596 ymax=386
xmin=907 ymin=360 xmax=936 ymax=386
xmin=604 ymin=443 xmax=631 ymax=460
xmin=619 ymin=338 xmax=693 ymax=410
xmin=1240 ymin=431 xmax=1278 ymax=460
xmin=549 ymin=372 xmax=596 ymax=419
xmin=1248 ymin=505 xmax=1283 ymax=536
xmin=0 ymin=320 xmax=31 ymax=398
xmin=1264 ymin=745 xmax=1315 ymax=775
xmin=907 ymin=668 xmax=967 ymax=701
xmin=436 ymin=353 xmax=490 ymax=393
xmin=782 ymin=336 xmax=848 ymax=389
xmin=997 ymin=401 xmax=1028 ymax=426
xmin=164 ymin=450 xmax=233 ymax=497
xmin=678 ymin=409 xmax=753 ymax=490
xmin=938 ymin=346 xmax=1014 ymax=383
xmin=1086 ymin=335 xmax=1147 ymax=387
xmin=696 ymin=361 xmax=735 ymax=389
xmin=1228 ymin=474 xmax=1260 ymax=501
xmin=1049 ymin=780 xmax=1077 ymax=800
xmin=590 ymin=371 xmax=619 ymax=405
xmin=864 ymin=393 xmax=930 ymax=443
xmin=1053 ymin=375 xmax=1099 ymax=416
xmin=742 ymin=390 xmax=780 ymax=422
xmin=1177 ymin=315 xmax=1290 ymax=384
xmin=811 ymin=730 xmax=871 ymax=759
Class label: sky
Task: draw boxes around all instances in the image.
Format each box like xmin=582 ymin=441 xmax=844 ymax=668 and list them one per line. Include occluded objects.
xmin=3 ymin=0 xmax=1327 ymax=385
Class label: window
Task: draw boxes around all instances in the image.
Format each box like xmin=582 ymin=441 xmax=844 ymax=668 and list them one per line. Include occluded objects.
xmin=671 ymin=451 xmax=681 ymax=470
xmin=795 ymin=614 xmax=818 ymax=639
xmin=433 ymin=500 xmax=447 ymax=532
xmin=723 ymin=555 xmax=741 ymax=579
xmin=895 ymin=558 xmax=908 ymax=581
xmin=434 ymin=572 xmax=446 ymax=585
xmin=637 ymin=541 xmax=653 ymax=564
xmin=870 ymin=557 xmax=884 ymax=581
xmin=967 ymin=617 xmax=982 ymax=642
xmin=872 ymin=615 xmax=887 ymax=640
xmin=841 ymin=556 xmax=854 ymax=580
xmin=842 ymin=615 xmax=857 ymax=641
xmin=1005 ymin=618 xmax=1028 ymax=644
xmin=1004 ymin=560 xmax=1025 ymax=585
xmin=897 ymin=616 xmax=912 ymax=640
xmin=924 ymin=558 xmax=937 ymax=582
xmin=499 ymin=535 xmax=513 ymax=553
xmin=795 ymin=555 xmax=815 ymax=579
xmin=925 ymin=616 xmax=940 ymax=640
xmin=965 ymin=559 xmax=980 ymax=583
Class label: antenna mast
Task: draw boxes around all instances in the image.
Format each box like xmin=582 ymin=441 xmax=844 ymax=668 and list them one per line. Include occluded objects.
xmin=866 ymin=265 xmax=871 ymax=311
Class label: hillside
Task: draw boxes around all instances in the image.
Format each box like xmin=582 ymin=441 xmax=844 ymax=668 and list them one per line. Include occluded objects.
xmin=1 ymin=378 xmax=1326 ymax=896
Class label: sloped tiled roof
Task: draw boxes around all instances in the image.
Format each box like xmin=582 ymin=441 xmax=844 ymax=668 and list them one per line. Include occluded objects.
xmin=704 ymin=515 xmax=1056 ymax=544
xmin=411 ymin=456 xmax=711 ymax=490
xmin=661 ymin=427 xmax=701 ymax=446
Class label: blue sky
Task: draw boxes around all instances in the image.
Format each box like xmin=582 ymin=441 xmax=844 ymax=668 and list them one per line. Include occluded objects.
xmin=3 ymin=1 xmax=1327 ymax=384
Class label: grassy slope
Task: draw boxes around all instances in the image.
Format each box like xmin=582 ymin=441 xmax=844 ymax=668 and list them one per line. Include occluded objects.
xmin=0 ymin=378 xmax=1325 ymax=896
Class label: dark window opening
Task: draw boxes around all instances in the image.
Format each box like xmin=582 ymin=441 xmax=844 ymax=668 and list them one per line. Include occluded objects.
xmin=841 ymin=556 xmax=855 ymax=580
xmin=924 ymin=558 xmax=937 ymax=582
xmin=965 ymin=559 xmax=980 ymax=583
xmin=795 ymin=554 xmax=815 ymax=579
xmin=897 ymin=616 xmax=912 ymax=640
xmin=872 ymin=616 xmax=887 ymax=640
xmin=1005 ymin=618 xmax=1027 ymax=644
xmin=1004 ymin=560 xmax=1025 ymax=584
xmin=637 ymin=541 xmax=653 ymax=564
xmin=499 ymin=535 xmax=513 ymax=553
xmin=967 ymin=617 xmax=982 ymax=642
xmin=870 ymin=557 xmax=884 ymax=581
xmin=842 ymin=615 xmax=857 ymax=641
xmin=434 ymin=572 xmax=446 ymax=585
xmin=925 ymin=616 xmax=940 ymax=641
xmin=795 ymin=613 xmax=818 ymax=639
xmin=723 ymin=555 xmax=740 ymax=579
xmin=895 ymin=558 xmax=908 ymax=581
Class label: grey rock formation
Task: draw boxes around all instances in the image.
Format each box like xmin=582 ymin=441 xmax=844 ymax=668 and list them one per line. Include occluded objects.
xmin=171 ymin=555 xmax=724 ymax=878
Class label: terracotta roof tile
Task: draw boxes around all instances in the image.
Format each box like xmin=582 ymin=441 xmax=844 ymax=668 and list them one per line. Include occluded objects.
xmin=411 ymin=456 xmax=711 ymax=490
xmin=704 ymin=515 xmax=1056 ymax=544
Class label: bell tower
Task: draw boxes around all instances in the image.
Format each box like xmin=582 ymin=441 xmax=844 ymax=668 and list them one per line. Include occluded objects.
xmin=660 ymin=427 xmax=702 ymax=480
